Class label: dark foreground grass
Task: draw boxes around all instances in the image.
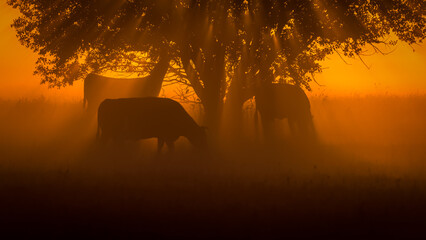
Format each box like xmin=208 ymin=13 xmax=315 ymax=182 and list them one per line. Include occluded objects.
xmin=0 ymin=96 xmax=425 ymax=239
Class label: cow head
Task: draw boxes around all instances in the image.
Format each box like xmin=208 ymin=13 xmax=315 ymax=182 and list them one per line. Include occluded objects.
xmin=189 ymin=126 xmax=208 ymax=150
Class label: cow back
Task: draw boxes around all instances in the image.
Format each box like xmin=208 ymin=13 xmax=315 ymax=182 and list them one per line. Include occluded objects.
xmin=97 ymin=97 xmax=200 ymax=141
xmin=256 ymin=83 xmax=310 ymax=119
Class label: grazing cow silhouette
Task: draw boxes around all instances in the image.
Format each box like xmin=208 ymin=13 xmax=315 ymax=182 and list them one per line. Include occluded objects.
xmin=255 ymin=83 xmax=315 ymax=141
xmin=97 ymin=97 xmax=207 ymax=153
xmin=83 ymin=57 xmax=169 ymax=111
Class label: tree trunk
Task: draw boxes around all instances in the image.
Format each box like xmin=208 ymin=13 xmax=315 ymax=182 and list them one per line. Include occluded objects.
xmin=199 ymin=45 xmax=226 ymax=132
xmin=202 ymin=69 xmax=223 ymax=133
xmin=222 ymin=72 xmax=248 ymax=141
xmin=179 ymin=43 xmax=225 ymax=133
xmin=145 ymin=52 xmax=171 ymax=96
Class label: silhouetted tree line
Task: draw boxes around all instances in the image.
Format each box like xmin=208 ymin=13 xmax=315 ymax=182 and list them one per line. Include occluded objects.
xmin=8 ymin=0 xmax=426 ymax=129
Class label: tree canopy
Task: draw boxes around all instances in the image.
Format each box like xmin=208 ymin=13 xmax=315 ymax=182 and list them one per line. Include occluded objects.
xmin=8 ymin=0 xmax=426 ymax=126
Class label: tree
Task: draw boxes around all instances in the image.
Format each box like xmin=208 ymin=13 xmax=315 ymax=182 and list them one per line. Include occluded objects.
xmin=8 ymin=0 xmax=426 ymax=130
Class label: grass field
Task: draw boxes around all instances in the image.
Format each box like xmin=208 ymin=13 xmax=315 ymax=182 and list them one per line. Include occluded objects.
xmin=0 ymin=95 xmax=425 ymax=238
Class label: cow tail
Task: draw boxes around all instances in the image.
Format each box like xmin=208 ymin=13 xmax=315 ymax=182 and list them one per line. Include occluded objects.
xmin=96 ymin=124 xmax=100 ymax=140
xmin=96 ymin=112 xmax=101 ymax=141
xmin=83 ymin=96 xmax=87 ymax=109
xmin=308 ymin=113 xmax=317 ymax=142
xmin=254 ymin=100 xmax=259 ymax=142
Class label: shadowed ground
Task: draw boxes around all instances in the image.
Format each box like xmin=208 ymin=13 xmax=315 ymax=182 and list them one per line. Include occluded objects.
xmin=0 ymin=96 xmax=425 ymax=238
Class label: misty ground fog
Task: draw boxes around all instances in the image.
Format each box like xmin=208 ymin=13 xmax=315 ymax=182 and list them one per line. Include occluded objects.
xmin=0 ymin=94 xmax=425 ymax=238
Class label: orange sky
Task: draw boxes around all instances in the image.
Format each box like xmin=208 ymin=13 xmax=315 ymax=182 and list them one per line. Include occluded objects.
xmin=1 ymin=3 xmax=425 ymax=101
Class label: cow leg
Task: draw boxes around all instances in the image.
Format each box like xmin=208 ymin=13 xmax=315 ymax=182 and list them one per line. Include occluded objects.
xmin=98 ymin=135 xmax=107 ymax=146
xmin=166 ymin=140 xmax=175 ymax=153
xmin=261 ymin=116 xmax=274 ymax=144
xmin=288 ymin=117 xmax=298 ymax=139
xmin=157 ymin=138 xmax=165 ymax=154
xmin=304 ymin=116 xmax=317 ymax=143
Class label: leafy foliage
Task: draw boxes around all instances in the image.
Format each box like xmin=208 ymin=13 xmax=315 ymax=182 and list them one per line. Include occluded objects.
xmin=8 ymin=0 xmax=426 ymax=113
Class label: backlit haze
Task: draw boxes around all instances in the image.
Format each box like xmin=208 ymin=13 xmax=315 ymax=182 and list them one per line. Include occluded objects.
xmin=1 ymin=4 xmax=425 ymax=101
xmin=1 ymin=2 xmax=426 ymax=238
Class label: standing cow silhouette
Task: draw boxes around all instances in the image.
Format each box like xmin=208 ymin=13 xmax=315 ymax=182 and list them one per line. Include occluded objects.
xmin=255 ymin=83 xmax=316 ymax=142
xmin=97 ymin=97 xmax=207 ymax=153
xmin=83 ymin=55 xmax=170 ymax=111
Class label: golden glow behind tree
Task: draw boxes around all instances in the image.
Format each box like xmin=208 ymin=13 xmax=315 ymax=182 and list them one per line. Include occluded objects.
xmin=7 ymin=0 xmax=426 ymax=128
